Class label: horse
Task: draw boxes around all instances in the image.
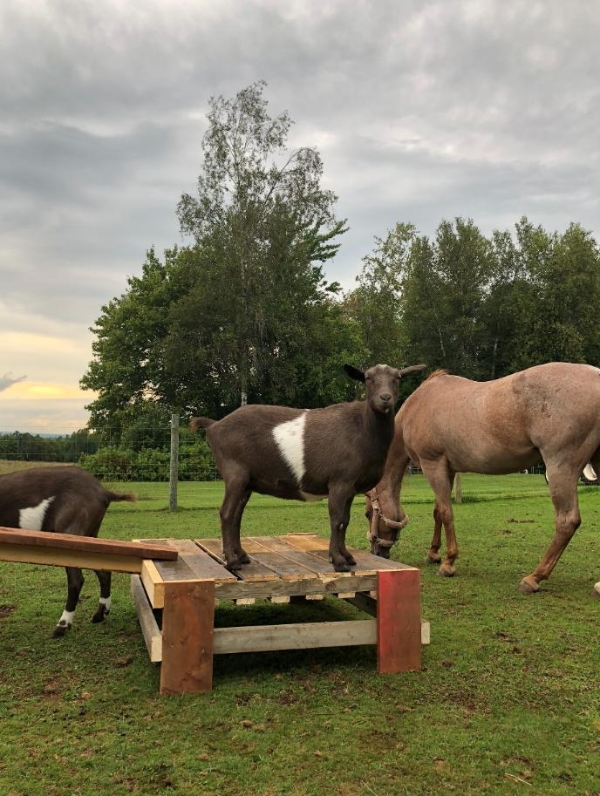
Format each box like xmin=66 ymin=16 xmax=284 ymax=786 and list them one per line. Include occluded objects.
xmin=365 ymin=362 xmax=600 ymax=593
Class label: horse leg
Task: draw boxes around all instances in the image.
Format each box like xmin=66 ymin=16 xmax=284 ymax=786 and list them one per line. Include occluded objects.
xmin=53 ymin=567 xmax=84 ymax=638
xmin=219 ymin=471 xmax=252 ymax=570
xmin=427 ymin=505 xmax=443 ymax=565
xmin=91 ymin=570 xmax=112 ymax=623
xmin=328 ymin=486 xmax=356 ymax=572
xmin=520 ymin=469 xmax=581 ymax=594
xmin=422 ymin=462 xmax=458 ymax=577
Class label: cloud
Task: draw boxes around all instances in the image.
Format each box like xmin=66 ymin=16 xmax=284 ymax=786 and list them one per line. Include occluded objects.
xmin=0 ymin=373 xmax=27 ymax=392
xmin=1 ymin=0 xmax=599 ymax=429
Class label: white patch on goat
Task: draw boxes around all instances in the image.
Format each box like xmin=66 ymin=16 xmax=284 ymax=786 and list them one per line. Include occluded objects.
xmin=19 ymin=496 xmax=55 ymax=531
xmin=57 ymin=609 xmax=75 ymax=629
xmin=100 ymin=596 xmax=111 ymax=614
xmin=272 ymin=412 xmax=308 ymax=485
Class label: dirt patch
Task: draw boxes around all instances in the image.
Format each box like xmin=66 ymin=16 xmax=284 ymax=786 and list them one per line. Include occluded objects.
xmin=0 ymin=604 xmax=17 ymax=619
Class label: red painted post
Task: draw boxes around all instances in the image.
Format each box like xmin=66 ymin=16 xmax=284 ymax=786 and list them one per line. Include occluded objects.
xmin=376 ymin=568 xmax=421 ymax=673
xmin=160 ymin=580 xmax=215 ymax=695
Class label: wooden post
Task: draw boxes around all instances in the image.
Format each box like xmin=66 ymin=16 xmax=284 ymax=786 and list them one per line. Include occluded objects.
xmin=169 ymin=413 xmax=179 ymax=511
xmin=376 ymin=569 xmax=421 ymax=673
xmin=453 ymin=472 xmax=462 ymax=503
xmin=160 ymin=580 xmax=215 ymax=695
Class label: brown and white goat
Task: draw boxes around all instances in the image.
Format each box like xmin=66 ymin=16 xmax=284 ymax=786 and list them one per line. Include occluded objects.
xmin=190 ymin=363 xmax=426 ymax=571
xmin=0 ymin=466 xmax=134 ymax=637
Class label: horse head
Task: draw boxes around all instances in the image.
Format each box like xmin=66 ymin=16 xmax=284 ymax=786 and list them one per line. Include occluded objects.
xmin=365 ymin=487 xmax=408 ymax=557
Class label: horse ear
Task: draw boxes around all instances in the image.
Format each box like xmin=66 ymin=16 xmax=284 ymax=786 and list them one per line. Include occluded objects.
xmin=397 ymin=364 xmax=427 ymax=378
xmin=344 ymin=364 xmax=365 ymax=383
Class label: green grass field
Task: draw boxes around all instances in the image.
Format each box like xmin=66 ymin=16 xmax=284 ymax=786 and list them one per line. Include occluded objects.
xmin=0 ymin=470 xmax=599 ymax=795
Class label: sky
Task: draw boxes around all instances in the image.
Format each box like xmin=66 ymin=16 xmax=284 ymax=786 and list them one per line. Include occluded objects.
xmin=1 ymin=0 xmax=599 ymax=433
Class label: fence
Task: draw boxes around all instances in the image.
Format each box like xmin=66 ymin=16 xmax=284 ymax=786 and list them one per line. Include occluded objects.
xmin=0 ymin=415 xmax=219 ymax=510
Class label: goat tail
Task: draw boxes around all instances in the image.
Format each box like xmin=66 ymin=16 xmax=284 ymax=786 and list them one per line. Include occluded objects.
xmin=105 ymin=490 xmax=136 ymax=504
xmin=190 ymin=417 xmax=216 ymax=432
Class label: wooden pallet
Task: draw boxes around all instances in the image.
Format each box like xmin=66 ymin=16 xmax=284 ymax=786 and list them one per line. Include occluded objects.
xmin=131 ymin=534 xmax=429 ymax=695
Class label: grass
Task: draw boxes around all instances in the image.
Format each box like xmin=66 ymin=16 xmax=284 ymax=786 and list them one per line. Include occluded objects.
xmin=0 ymin=469 xmax=599 ymax=795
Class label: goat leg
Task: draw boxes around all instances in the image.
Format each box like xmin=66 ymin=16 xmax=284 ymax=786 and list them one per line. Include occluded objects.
xmin=328 ymin=488 xmax=356 ymax=572
xmin=91 ymin=570 xmax=112 ymax=623
xmin=53 ymin=567 xmax=84 ymax=638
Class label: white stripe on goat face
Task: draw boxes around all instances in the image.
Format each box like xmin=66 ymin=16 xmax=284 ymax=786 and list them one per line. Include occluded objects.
xmin=272 ymin=412 xmax=308 ymax=485
xmin=19 ymin=496 xmax=55 ymax=531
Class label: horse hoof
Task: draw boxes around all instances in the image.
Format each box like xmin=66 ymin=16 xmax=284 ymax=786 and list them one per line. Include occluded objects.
xmin=437 ymin=566 xmax=455 ymax=578
xmin=592 ymin=582 xmax=600 ymax=599
xmin=344 ymin=554 xmax=357 ymax=566
xmin=519 ymin=576 xmax=539 ymax=594
xmin=52 ymin=624 xmax=69 ymax=638
xmin=426 ymin=555 xmax=442 ymax=565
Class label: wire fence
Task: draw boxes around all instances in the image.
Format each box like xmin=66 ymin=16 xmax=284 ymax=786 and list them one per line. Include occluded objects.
xmin=0 ymin=415 xmax=220 ymax=506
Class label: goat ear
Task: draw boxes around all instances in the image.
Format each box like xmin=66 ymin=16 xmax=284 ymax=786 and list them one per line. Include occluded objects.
xmin=397 ymin=363 xmax=427 ymax=377
xmin=344 ymin=364 xmax=365 ymax=383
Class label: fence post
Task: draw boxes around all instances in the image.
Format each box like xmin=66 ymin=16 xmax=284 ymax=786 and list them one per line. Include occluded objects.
xmin=169 ymin=414 xmax=179 ymax=511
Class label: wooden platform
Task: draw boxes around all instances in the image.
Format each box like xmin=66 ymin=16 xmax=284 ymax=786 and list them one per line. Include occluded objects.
xmin=131 ymin=534 xmax=429 ymax=695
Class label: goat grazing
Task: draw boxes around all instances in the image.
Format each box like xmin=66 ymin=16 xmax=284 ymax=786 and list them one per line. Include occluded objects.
xmin=0 ymin=466 xmax=134 ymax=636
xmin=366 ymin=363 xmax=600 ymax=593
xmin=190 ymin=363 xmax=426 ymax=572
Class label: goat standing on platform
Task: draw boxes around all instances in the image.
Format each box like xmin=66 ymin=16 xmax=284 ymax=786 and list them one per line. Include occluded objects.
xmin=190 ymin=363 xmax=426 ymax=572
xmin=0 ymin=466 xmax=134 ymax=636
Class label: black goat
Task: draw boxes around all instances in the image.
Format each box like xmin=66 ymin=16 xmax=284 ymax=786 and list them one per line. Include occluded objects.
xmin=191 ymin=363 xmax=425 ymax=571
xmin=0 ymin=466 xmax=134 ymax=637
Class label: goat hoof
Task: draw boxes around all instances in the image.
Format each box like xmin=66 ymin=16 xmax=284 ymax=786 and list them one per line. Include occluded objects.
xmin=519 ymin=576 xmax=540 ymax=594
xmin=332 ymin=561 xmax=351 ymax=572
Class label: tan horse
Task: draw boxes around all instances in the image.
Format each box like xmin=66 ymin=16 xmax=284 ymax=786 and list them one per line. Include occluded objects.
xmin=366 ymin=362 xmax=600 ymax=593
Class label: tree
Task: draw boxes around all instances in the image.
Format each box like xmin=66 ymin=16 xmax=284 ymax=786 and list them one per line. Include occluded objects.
xmin=345 ymin=223 xmax=416 ymax=368
xmin=81 ymin=82 xmax=357 ymax=430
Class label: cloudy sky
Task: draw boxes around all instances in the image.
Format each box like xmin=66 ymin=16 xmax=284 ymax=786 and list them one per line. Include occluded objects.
xmin=1 ymin=0 xmax=599 ymax=433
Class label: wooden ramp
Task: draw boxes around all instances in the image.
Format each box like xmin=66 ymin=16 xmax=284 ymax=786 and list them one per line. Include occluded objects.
xmin=0 ymin=527 xmax=178 ymax=573
xmin=131 ymin=534 xmax=429 ymax=695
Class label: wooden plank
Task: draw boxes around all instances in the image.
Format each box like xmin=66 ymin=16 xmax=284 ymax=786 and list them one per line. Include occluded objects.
xmin=167 ymin=540 xmax=237 ymax=582
xmin=213 ymin=619 xmax=377 ymax=654
xmin=242 ymin=537 xmax=322 ymax=579
xmin=195 ymin=538 xmax=282 ymax=581
xmin=140 ymin=560 xmax=165 ymax=608
xmin=213 ymin=572 xmax=378 ymax=601
xmin=280 ymin=533 xmax=412 ymax=572
xmin=160 ymin=580 xmax=215 ymax=695
xmin=0 ymin=544 xmax=148 ymax=573
xmin=247 ymin=536 xmax=337 ymax=576
xmin=377 ymin=569 xmax=422 ymax=673
xmin=344 ymin=592 xmax=378 ymax=617
xmin=0 ymin=527 xmax=178 ymax=560
xmin=130 ymin=575 xmax=162 ymax=662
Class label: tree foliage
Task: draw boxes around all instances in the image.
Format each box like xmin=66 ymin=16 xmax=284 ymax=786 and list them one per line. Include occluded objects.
xmin=349 ymin=216 xmax=600 ymax=383
xmin=81 ymin=82 xmax=357 ymax=434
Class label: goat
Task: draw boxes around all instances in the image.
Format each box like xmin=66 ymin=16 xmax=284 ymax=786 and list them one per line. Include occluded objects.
xmin=0 ymin=466 xmax=134 ymax=637
xmin=190 ymin=363 xmax=426 ymax=572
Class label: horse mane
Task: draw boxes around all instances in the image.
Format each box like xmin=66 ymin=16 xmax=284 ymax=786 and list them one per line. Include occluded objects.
xmin=424 ymin=368 xmax=448 ymax=382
